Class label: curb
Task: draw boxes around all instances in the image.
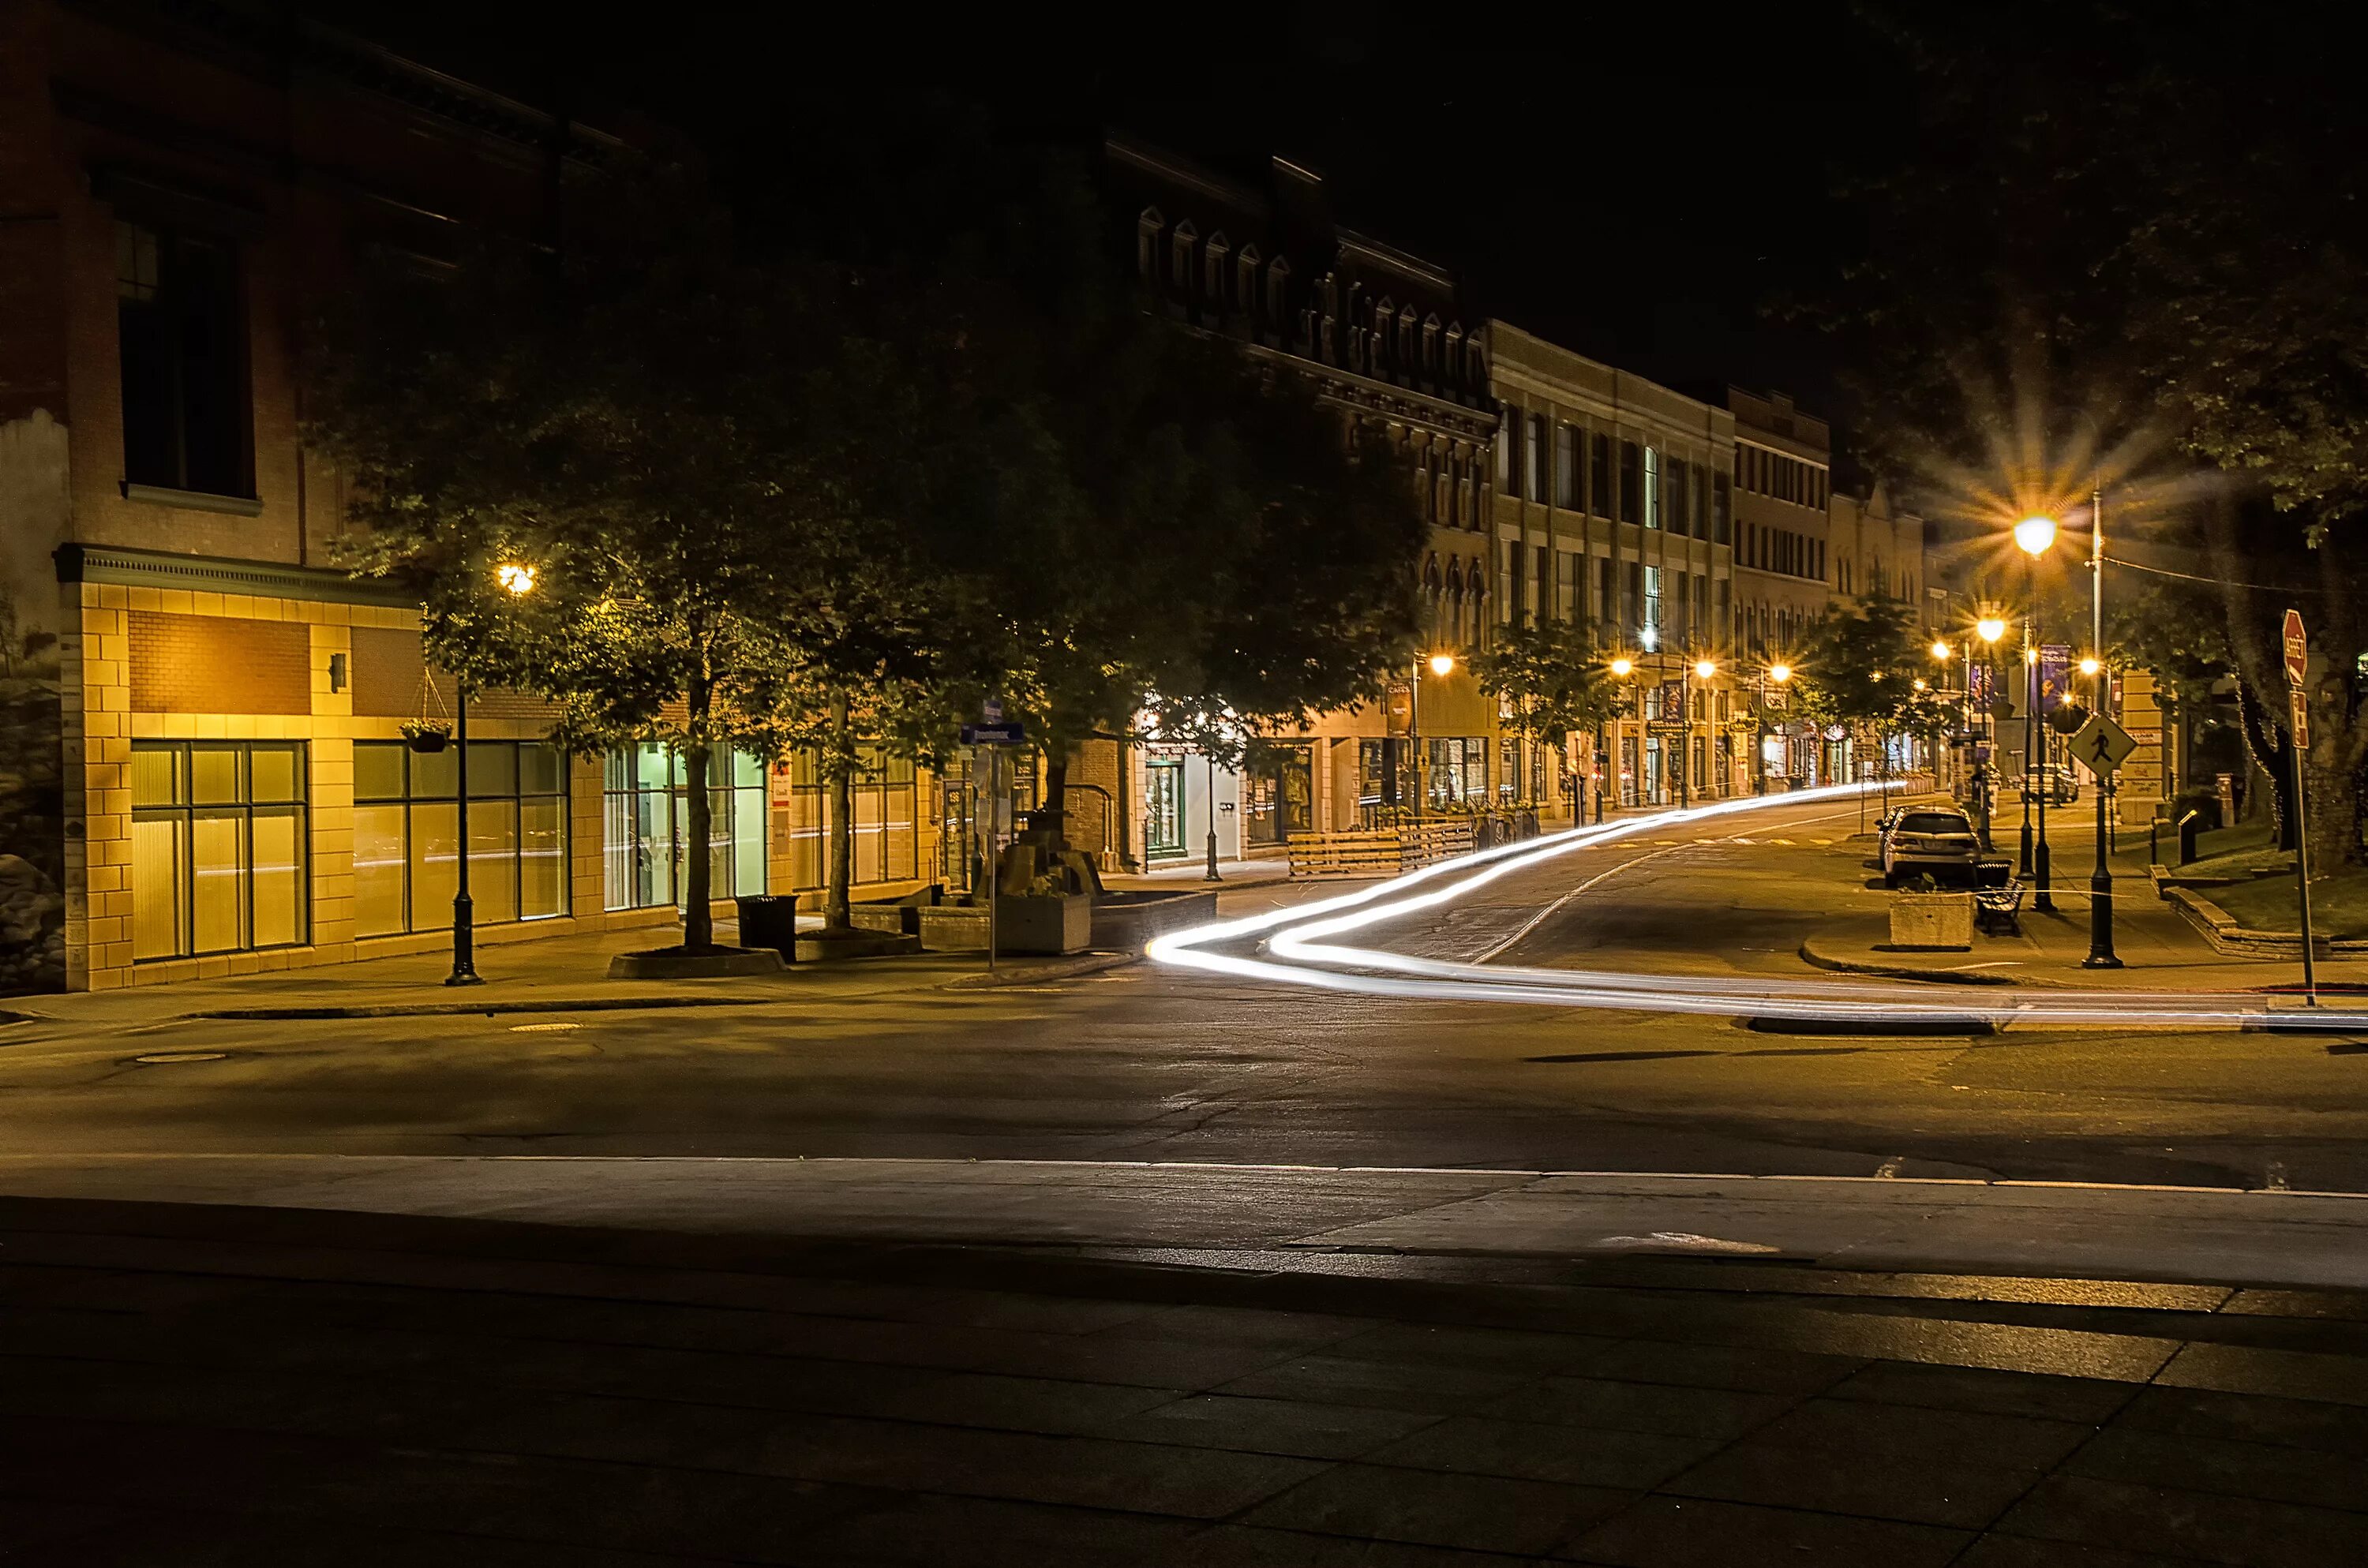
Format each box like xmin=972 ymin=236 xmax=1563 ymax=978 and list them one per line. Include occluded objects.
xmin=1797 ymin=937 xmax=2024 ymax=986
xmin=2165 ymin=885 xmax=2366 ymax=960
xmin=938 ymin=952 xmax=1141 ymax=990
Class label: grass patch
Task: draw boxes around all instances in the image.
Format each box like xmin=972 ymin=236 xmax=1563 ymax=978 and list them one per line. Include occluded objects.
xmin=2179 ymin=821 xmax=2288 ymax=880
xmin=2209 ymin=867 xmax=2368 ymax=939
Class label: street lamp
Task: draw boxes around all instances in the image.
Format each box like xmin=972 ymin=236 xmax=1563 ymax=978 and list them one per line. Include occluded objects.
xmin=1972 ymin=618 xmax=2005 ymax=851
xmin=1606 ymin=656 xmax=1636 ymax=816
xmin=2014 ymin=518 xmax=2058 ymax=913
xmin=2080 ymin=472 xmax=2121 ymax=967
xmin=1410 ymin=651 xmax=1454 ymax=823
xmin=448 ymin=559 xmax=540 ymax=986
xmin=1677 ymin=657 xmax=1714 ymax=808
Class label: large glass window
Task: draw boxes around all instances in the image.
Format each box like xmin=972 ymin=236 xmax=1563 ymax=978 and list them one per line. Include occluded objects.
xmin=1553 ymin=424 xmax=1579 ymax=509
xmin=1591 ymin=433 xmax=1613 ymax=516
xmin=354 ymin=740 xmax=568 ymax=938
xmin=1642 ymin=447 xmax=1661 ymax=530
xmin=778 ymin=746 xmax=921 ymax=891
xmin=131 ymin=742 xmax=306 ymax=960
xmin=601 ymin=743 xmax=768 ymax=911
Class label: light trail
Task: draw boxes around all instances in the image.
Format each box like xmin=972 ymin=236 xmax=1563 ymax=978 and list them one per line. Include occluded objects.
xmin=1147 ymin=784 xmax=2368 ymax=1031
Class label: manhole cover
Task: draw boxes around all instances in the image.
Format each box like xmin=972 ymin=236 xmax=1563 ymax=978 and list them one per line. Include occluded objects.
xmin=131 ymin=1051 xmax=230 ymax=1065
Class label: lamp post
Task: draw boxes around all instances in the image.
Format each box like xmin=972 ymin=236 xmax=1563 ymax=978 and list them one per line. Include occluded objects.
xmin=1607 ymin=656 xmax=1634 ymax=815
xmin=1204 ymin=750 xmax=1221 ymax=882
xmin=1929 ymin=639 xmax=1955 ymax=795
xmin=1410 ymin=652 xmax=1454 ymax=823
xmin=1681 ymin=657 xmax=1715 ymax=808
xmin=1973 ymin=617 xmax=2005 ymax=851
xmin=2080 ymin=477 xmax=2122 ymax=966
xmin=2014 ymin=515 xmax=2057 ymax=913
xmin=448 ymin=559 xmax=540 ymax=986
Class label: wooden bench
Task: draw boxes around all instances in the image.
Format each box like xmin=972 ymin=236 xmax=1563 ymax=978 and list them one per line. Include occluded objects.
xmin=1974 ymin=880 xmax=2026 ymax=937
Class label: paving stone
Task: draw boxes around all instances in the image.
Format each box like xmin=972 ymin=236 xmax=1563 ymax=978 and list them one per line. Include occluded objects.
xmin=791 ymin=1493 xmax=1205 ymax=1567
xmin=1099 ymin=1393 xmax=1441 ymax=1459
xmin=1994 ymin=1473 xmax=2368 ymax=1567
xmin=1561 ymin=1494 xmax=1970 ymax=1566
xmin=1143 ymin=1523 xmax=1539 ymax=1566
xmin=1216 ymin=1355 xmax=1531 ymax=1414
xmin=1747 ymin=1397 xmax=2093 ymax=1471
xmin=1106 ymin=1304 xmax=1376 ymax=1353
xmin=1823 ymin=1359 xmax=2134 ymax=1424
xmin=2067 ymin=1425 xmax=2368 ymax=1515
xmin=1951 ymin=1535 xmax=2216 ymax=1568
xmin=1478 ymin=1375 xmax=1789 ymax=1440
xmin=867 ymin=1371 xmax=1184 ymax=1436
xmin=1660 ymin=1439 xmax=2043 ymax=1529
xmin=2154 ymin=1343 xmax=2368 ymax=1409
xmin=1318 ymin=1322 xmax=1620 ymax=1375
xmin=1362 ymin=1415 xmax=1717 ymax=1490
xmin=733 ymin=1412 xmax=1326 ymax=1517
xmin=2113 ymin=1385 xmax=2368 ymax=1458
xmin=1579 ymin=1338 xmax=1862 ymax=1396
xmin=1242 ymin=1462 xmax=1634 ymax=1556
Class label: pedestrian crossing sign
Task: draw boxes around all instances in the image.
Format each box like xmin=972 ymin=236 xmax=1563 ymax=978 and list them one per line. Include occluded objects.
xmin=2067 ymin=711 xmax=2137 ymax=779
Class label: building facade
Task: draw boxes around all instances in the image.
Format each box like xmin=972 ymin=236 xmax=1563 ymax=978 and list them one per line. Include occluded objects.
xmin=1101 ymin=139 xmax=1501 ymax=859
xmin=1489 ymin=324 xmax=1743 ymax=808
xmin=0 ymin=2 xmax=931 ymax=994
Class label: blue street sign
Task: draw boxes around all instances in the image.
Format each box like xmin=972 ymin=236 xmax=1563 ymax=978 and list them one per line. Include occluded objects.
xmin=961 ymin=721 xmax=1027 ymax=746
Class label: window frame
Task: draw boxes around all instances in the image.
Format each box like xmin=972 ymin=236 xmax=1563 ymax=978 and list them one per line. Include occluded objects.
xmin=129 ymin=739 xmax=309 ymax=960
xmin=354 ymin=739 xmax=570 ymax=937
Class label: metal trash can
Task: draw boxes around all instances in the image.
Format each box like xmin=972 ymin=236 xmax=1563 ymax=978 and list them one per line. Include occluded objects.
xmin=734 ymin=894 xmax=798 ymax=961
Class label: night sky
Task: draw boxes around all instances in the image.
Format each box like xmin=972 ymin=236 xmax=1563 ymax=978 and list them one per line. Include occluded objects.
xmin=316 ymin=2 xmax=1903 ymax=427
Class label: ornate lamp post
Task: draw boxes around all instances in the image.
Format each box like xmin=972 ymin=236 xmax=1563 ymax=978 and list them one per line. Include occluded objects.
xmin=1608 ymin=656 xmax=1635 ymax=814
xmin=1973 ymin=617 xmax=2005 ymax=850
xmin=1681 ymin=657 xmax=1715 ymax=808
xmin=2014 ymin=515 xmax=2058 ymax=913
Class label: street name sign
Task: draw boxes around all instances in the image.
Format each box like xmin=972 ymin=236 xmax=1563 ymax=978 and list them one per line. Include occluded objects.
xmin=2291 ymin=687 xmax=2311 ymax=751
xmin=2067 ymin=711 xmax=2137 ymax=778
xmin=2284 ymin=608 xmax=2308 ymax=687
xmin=960 ymin=721 xmax=1027 ymax=746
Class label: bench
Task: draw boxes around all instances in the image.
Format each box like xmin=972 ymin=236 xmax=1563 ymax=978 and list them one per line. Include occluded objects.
xmin=1974 ymin=880 xmax=2026 ymax=937
xmin=1286 ymin=821 xmax=1478 ymax=880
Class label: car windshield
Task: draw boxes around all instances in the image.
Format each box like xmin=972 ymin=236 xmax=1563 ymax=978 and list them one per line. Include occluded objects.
xmin=1898 ymin=812 xmax=1972 ymax=835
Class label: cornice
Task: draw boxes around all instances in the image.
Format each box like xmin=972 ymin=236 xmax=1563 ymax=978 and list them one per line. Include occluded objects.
xmin=56 ymin=543 xmax=421 ymax=607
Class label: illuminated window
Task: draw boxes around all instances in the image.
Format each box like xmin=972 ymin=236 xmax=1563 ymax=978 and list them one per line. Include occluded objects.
xmin=354 ymin=740 xmax=568 ymax=937
xmin=1643 ymin=447 xmax=1661 ymax=530
xmin=131 ymin=742 xmax=307 ymax=960
xmin=603 ymin=744 xmax=767 ymax=911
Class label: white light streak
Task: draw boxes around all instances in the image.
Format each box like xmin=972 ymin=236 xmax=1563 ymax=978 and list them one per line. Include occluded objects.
xmin=1146 ymin=787 xmax=2366 ymax=1031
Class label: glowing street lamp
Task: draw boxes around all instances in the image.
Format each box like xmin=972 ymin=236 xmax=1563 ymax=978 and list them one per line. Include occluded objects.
xmin=1429 ymin=652 xmax=1456 ymax=677
xmin=2010 ymin=517 xmax=2059 ymax=912
xmin=1976 ymin=617 xmax=2006 ymax=646
xmin=449 ymin=557 xmax=539 ymax=987
xmin=2014 ymin=515 xmax=2059 ymax=557
xmin=1609 ymin=656 xmax=1635 ymax=678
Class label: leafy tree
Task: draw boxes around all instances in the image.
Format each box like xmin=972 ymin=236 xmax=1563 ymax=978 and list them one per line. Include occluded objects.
xmin=1471 ymin=619 xmax=1625 ymax=799
xmin=308 ymin=176 xmax=1000 ymax=951
xmin=1797 ymin=593 xmax=1952 ymax=784
xmin=1818 ymin=2 xmax=2368 ymax=870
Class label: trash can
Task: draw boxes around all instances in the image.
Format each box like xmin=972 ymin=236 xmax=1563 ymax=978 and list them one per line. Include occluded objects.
xmin=734 ymin=894 xmax=798 ymax=961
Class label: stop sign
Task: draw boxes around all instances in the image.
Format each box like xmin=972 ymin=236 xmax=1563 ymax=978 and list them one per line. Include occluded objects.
xmin=2284 ymin=608 xmax=2308 ymax=686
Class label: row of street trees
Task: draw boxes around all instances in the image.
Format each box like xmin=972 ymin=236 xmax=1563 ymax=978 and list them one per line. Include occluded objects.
xmin=305 ymin=148 xmax=1425 ymax=951
xmin=1819 ymin=1 xmax=2368 ymax=870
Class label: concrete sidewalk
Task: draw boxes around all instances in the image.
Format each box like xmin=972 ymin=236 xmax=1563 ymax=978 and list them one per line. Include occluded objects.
xmin=1801 ymin=810 xmax=2364 ymax=992
xmin=0 ymin=874 xmax=1355 ymax=1032
xmin=6 ymin=1171 xmax=2368 ymax=1565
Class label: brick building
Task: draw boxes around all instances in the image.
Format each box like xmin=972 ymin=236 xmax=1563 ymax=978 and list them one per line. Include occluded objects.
xmin=0 ymin=2 xmax=931 ymax=994
xmin=1100 ymin=138 xmax=1500 ymax=861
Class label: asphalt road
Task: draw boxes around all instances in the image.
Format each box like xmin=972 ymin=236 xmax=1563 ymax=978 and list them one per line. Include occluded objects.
xmin=8 ymin=796 xmax=2368 ymax=1192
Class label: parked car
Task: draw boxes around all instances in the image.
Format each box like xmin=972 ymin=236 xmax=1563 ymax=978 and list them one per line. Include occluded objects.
xmin=1880 ymin=805 xmax=1984 ymax=886
xmin=2014 ymin=766 xmax=2080 ymax=806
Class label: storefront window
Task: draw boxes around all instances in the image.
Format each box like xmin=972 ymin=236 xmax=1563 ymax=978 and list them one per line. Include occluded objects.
xmin=1245 ymin=745 xmax=1313 ymax=845
xmin=601 ymin=743 xmax=766 ymax=911
xmin=778 ymin=747 xmax=920 ymax=890
xmin=131 ymin=741 xmax=307 ymax=960
xmin=354 ymin=740 xmax=568 ymax=937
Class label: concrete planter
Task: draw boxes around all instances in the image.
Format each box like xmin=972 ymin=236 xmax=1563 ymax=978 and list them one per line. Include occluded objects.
xmin=1090 ymin=889 xmax=1220 ymax=952
xmin=997 ymin=893 xmax=1091 ymax=956
xmin=1886 ymin=892 xmax=1973 ymax=951
xmin=916 ymin=904 xmax=990 ymax=952
xmin=606 ymin=946 xmax=785 ymax=980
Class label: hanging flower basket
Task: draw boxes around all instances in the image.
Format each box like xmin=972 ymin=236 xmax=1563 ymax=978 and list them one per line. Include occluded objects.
xmin=400 ymin=718 xmax=453 ymax=754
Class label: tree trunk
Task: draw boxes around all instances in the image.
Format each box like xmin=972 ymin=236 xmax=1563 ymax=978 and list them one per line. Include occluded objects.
xmin=1042 ymin=754 xmax=1069 ymax=851
xmin=826 ymin=687 xmax=854 ymax=931
xmin=2303 ymin=673 xmax=2366 ymax=875
xmin=2233 ymin=680 xmax=2296 ymax=850
xmin=680 ymin=739 xmax=714 ymax=952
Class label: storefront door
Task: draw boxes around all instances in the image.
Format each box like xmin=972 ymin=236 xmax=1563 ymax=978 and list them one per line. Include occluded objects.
xmin=1145 ymin=758 xmax=1185 ymax=857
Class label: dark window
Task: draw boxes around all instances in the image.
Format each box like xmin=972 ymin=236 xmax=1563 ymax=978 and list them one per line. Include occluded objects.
xmin=115 ymin=220 xmax=250 ymax=496
xmin=1712 ymin=472 xmax=1732 ymax=544
xmin=1535 ymin=545 xmax=1550 ymax=621
xmin=1618 ymin=441 xmax=1641 ymax=524
xmin=1590 ymin=433 xmax=1612 ymax=515
xmin=1526 ymin=413 xmax=1546 ymax=500
xmin=1497 ymin=416 xmax=1516 ymax=496
xmin=1554 ymin=424 xmax=1579 ymax=508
